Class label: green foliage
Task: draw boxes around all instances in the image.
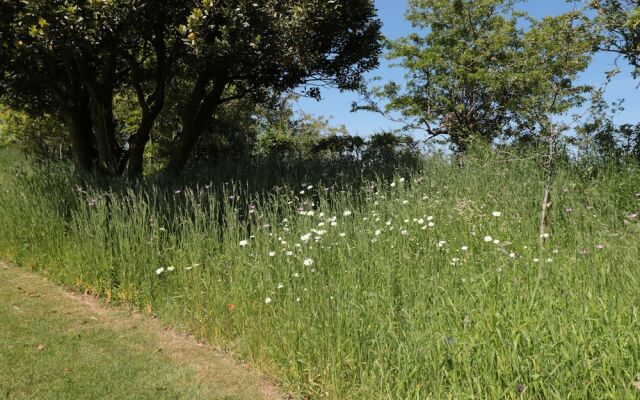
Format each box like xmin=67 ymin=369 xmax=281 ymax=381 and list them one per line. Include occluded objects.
xmin=592 ymin=0 xmax=640 ymax=78
xmin=0 ymin=104 xmax=70 ymax=159
xmin=375 ymin=0 xmax=594 ymax=152
xmin=1 ymin=148 xmax=639 ymax=399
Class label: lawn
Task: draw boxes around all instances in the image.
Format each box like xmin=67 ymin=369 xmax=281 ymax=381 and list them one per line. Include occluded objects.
xmin=0 ymin=262 xmax=280 ymax=400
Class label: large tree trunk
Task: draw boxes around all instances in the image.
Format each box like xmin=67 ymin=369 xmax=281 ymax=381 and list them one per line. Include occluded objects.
xmin=60 ymin=102 xmax=97 ymax=173
xmin=89 ymin=90 xmax=121 ymax=175
xmin=127 ymin=114 xmax=155 ymax=179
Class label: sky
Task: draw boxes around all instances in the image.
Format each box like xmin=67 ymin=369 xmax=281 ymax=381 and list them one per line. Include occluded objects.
xmin=294 ymin=0 xmax=639 ymax=138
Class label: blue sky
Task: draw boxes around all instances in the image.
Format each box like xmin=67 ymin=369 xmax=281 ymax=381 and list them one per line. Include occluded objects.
xmin=294 ymin=0 xmax=639 ymax=137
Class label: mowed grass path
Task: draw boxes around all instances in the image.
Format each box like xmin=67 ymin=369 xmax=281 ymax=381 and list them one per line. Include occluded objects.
xmin=0 ymin=262 xmax=282 ymax=400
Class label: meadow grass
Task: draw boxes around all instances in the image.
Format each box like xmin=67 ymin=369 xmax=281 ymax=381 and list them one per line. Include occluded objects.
xmin=0 ymin=148 xmax=639 ymax=399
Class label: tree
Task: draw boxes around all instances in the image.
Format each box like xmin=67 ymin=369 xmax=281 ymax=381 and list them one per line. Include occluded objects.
xmin=591 ymin=0 xmax=640 ymax=78
xmin=367 ymin=0 xmax=594 ymax=153
xmin=0 ymin=0 xmax=382 ymax=178
xmin=0 ymin=0 xmax=183 ymax=177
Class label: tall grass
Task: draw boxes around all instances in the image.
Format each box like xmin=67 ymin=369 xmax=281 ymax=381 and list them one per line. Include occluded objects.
xmin=1 ymin=148 xmax=639 ymax=399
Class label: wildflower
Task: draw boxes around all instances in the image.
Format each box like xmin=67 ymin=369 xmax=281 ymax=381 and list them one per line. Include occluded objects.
xmin=268 ymin=251 xmax=276 ymax=257
xmin=402 ymin=200 xmax=409 ymax=205
xmin=277 ymin=283 xmax=284 ymax=289
xmin=493 ymin=239 xmax=500 ymax=245
xmin=629 ymin=212 xmax=638 ymax=220
xmin=375 ymin=229 xmax=382 ymax=236
xmin=239 ymin=240 xmax=249 ymax=247
xmin=437 ymin=240 xmax=446 ymax=248
xmin=265 ymin=297 xmax=272 ymax=304
xmin=533 ymin=258 xmax=540 ymax=263
xmin=428 ymin=222 xmax=435 ymax=227
xmin=484 ymin=236 xmax=493 ymax=242
xmin=540 ymin=233 xmax=550 ymax=239
xmin=427 ymin=216 xmax=434 ymax=221
xmin=390 ymin=182 xmax=396 ymax=187
xmin=565 ymin=207 xmax=574 ymax=213
xmin=303 ymin=258 xmax=314 ymax=266
xmin=461 ymin=246 xmax=469 ymax=251
xmin=167 ymin=266 xmax=175 ymax=272
xmin=155 ymin=267 xmax=165 ymax=275
xmin=286 ymin=251 xmax=294 ymax=256
xmin=300 ymin=233 xmax=312 ymax=242
xmin=227 ymin=304 xmax=235 ymax=311
xmin=492 ymin=211 xmax=502 ymax=217
xmin=401 ymin=229 xmax=408 ymax=236
xmin=546 ymin=258 xmax=553 ymax=263
xmin=339 ymin=233 xmax=347 ymax=238
xmin=596 ymin=244 xmax=605 ymax=250
xmin=417 ymin=218 xmax=425 ymax=224
xmin=509 ymin=252 xmax=516 ymax=258
xmin=307 ymin=185 xmax=313 ymax=190
xmin=399 ymin=178 xmax=406 ymax=183
xmin=343 ymin=210 xmax=352 ymax=217
xmin=293 ymin=272 xmax=300 ymax=278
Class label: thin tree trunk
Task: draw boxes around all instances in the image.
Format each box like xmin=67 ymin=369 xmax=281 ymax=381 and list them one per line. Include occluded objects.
xmin=539 ymin=124 xmax=556 ymax=248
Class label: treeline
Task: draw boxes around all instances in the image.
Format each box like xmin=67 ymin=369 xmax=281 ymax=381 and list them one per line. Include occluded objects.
xmin=1 ymin=0 xmax=639 ymax=179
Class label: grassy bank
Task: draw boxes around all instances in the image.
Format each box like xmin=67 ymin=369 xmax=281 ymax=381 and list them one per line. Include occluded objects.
xmin=1 ymin=148 xmax=639 ymax=398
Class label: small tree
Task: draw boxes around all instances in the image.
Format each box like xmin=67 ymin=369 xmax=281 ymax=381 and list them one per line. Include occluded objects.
xmin=368 ymin=0 xmax=593 ymax=153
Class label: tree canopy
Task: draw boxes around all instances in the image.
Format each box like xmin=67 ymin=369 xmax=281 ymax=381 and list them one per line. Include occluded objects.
xmin=0 ymin=0 xmax=382 ymax=177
